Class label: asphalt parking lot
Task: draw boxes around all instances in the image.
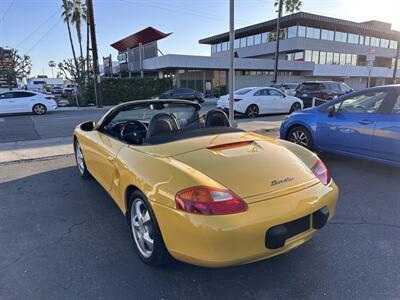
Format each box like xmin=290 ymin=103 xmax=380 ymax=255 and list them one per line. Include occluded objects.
xmin=0 ymin=153 xmax=399 ymax=299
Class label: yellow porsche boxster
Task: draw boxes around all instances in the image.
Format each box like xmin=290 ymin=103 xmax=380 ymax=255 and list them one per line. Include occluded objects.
xmin=73 ymin=100 xmax=338 ymax=267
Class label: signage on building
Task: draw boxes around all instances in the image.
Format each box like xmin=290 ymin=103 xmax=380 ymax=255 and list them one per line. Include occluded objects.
xmin=103 ymin=55 xmax=112 ymax=76
xmin=366 ymin=48 xmax=376 ymax=62
xmin=117 ymin=52 xmax=127 ymax=63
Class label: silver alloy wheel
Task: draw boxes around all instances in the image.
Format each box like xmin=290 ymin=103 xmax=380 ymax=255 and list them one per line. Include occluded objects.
xmin=247 ymin=105 xmax=259 ymax=118
xmin=131 ymin=198 xmax=154 ymax=258
xmin=289 ymin=130 xmax=309 ymax=147
xmin=33 ymin=104 xmax=46 ymax=115
xmin=75 ymin=142 xmax=85 ymax=175
xmin=291 ymin=102 xmax=301 ymax=112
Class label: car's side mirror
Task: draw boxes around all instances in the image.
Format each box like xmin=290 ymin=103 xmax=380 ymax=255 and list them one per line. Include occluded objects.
xmin=80 ymin=121 xmax=98 ymax=131
xmin=327 ymin=106 xmax=335 ymax=118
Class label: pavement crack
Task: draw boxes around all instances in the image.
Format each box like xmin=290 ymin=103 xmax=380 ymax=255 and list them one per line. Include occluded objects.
xmin=330 ymin=221 xmax=400 ymax=229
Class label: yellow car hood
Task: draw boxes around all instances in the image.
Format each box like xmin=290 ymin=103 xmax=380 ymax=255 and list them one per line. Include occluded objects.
xmin=172 ymin=136 xmax=317 ymax=200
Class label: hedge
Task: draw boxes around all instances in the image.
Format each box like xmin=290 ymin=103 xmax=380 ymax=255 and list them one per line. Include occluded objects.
xmin=81 ymin=77 xmax=173 ymax=106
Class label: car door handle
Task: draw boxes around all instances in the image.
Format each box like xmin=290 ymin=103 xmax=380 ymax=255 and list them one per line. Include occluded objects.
xmin=358 ymin=119 xmax=374 ymax=125
xmin=107 ymin=155 xmax=114 ymax=162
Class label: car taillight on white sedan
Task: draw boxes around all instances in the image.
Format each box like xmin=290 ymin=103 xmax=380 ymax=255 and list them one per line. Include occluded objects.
xmin=233 ymin=98 xmax=242 ymax=102
xmin=175 ymin=187 xmax=247 ymax=215
xmin=311 ymin=159 xmax=331 ymax=185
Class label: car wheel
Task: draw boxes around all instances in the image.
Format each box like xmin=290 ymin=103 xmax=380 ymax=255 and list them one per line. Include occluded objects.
xmin=33 ymin=104 xmax=47 ymax=115
xmin=74 ymin=139 xmax=91 ymax=178
xmin=128 ymin=191 xmax=171 ymax=266
xmin=287 ymin=126 xmax=313 ymax=150
xmin=289 ymin=102 xmax=302 ymax=113
xmin=245 ymin=104 xmax=259 ymax=118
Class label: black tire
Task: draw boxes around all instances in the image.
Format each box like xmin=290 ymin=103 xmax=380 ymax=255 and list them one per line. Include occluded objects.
xmin=287 ymin=126 xmax=313 ymax=150
xmin=128 ymin=191 xmax=171 ymax=266
xmin=245 ymin=104 xmax=259 ymax=118
xmin=32 ymin=103 xmax=47 ymax=115
xmin=289 ymin=102 xmax=302 ymax=113
xmin=74 ymin=139 xmax=91 ymax=179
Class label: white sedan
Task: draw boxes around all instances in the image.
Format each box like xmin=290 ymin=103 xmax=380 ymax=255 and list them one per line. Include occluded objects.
xmin=217 ymin=87 xmax=303 ymax=118
xmin=0 ymin=90 xmax=58 ymax=115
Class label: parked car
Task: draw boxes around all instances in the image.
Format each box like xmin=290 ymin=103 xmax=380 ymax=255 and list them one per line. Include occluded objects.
xmin=155 ymin=88 xmax=204 ymax=103
xmin=280 ymin=85 xmax=400 ymax=167
xmin=73 ymin=99 xmax=338 ymax=267
xmin=295 ymin=81 xmax=353 ymax=108
xmin=62 ymin=88 xmax=74 ymax=98
xmin=0 ymin=90 xmax=57 ymax=115
xmin=270 ymin=83 xmax=299 ymax=96
xmin=217 ymin=87 xmax=303 ymax=118
xmin=51 ymin=86 xmax=63 ymax=95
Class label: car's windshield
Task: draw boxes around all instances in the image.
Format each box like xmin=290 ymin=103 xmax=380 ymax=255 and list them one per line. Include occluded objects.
xmin=234 ymin=88 xmax=253 ymax=95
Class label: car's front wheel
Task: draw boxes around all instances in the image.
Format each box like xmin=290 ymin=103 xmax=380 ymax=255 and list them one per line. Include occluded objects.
xmin=33 ymin=104 xmax=47 ymax=115
xmin=128 ymin=191 xmax=171 ymax=266
xmin=245 ymin=104 xmax=259 ymax=118
xmin=287 ymin=126 xmax=313 ymax=150
xmin=289 ymin=102 xmax=302 ymax=113
xmin=74 ymin=140 xmax=91 ymax=178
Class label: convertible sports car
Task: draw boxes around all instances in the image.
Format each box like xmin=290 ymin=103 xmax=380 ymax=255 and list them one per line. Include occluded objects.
xmin=74 ymin=99 xmax=338 ymax=267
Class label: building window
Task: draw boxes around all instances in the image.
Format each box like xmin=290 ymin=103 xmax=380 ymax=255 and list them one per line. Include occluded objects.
xmin=288 ymin=26 xmax=297 ymax=38
xmin=348 ymin=33 xmax=359 ymax=44
xmin=261 ymin=32 xmax=268 ymax=43
xmin=370 ymin=37 xmax=380 ymax=47
xmin=333 ymin=52 xmax=340 ymax=64
xmin=359 ymin=35 xmax=364 ymax=45
xmin=351 ymin=54 xmax=357 ymax=66
xmin=247 ymin=35 xmax=254 ymax=46
xmin=321 ymin=29 xmax=334 ymax=41
xmin=345 ymin=53 xmax=352 ymax=65
xmin=254 ymin=33 xmax=262 ymax=45
xmin=326 ymin=52 xmax=333 ymax=64
xmin=380 ymin=39 xmax=389 ymax=48
xmin=304 ymin=50 xmax=312 ymax=62
xmin=234 ymin=39 xmax=240 ymax=49
xmin=294 ymin=51 xmax=304 ymax=61
xmin=312 ymin=51 xmax=319 ymax=63
xmin=390 ymin=40 xmax=398 ymax=49
xmin=240 ymin=37 xmax=246 ymax=47
xmin=306 ymin=27 xmax=320 ymax=39
xmin=211 ymin=44 xmax=217 ymax=53
xmin=298 ymin=26 xmax=306 ymax=37
xmin=365 ymin=36 xmax=371 ymax=46
xmin=339 ymin=53 xmax=346 ymax=65
xmin=217 ymin=43 xmax=222 ymax=52
xmin=319 ymin=51 xmax=326 ymax=64
xmin=221 ymin=42 xmax=228 ymax=51
xmin=335 ymin=31 xmax=347 ymax=43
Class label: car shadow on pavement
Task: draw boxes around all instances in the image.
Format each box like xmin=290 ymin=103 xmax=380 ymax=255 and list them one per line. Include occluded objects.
xmin=0 ymin=157 xmax=399 ymax=299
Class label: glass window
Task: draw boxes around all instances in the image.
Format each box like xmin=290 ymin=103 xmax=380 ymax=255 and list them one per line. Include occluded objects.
xmin=335 ymin=31 xmax=347 ymax=43
xmin=211 ymin=44 xmax=217 ymax=53
xmin=345 ymin=53 xmax=352 ymax=65
xmin=339 ymin=53 xmax=346 ymax=65
xmin=359 ymin=35 xmax=364 ymax=45
xmin=389 ymin=40 xmax=398 ymax=49
xmin=234 ymin=39 xmax=240 ymax=49
xmin=254 ymin=34 xmax=262 ymax=45
xmin=337 ymin=91 xmax=387 ymax=114
xmin=304 ymin=50 xmax=312 ymax=62
xmin=380 ymin=39 xmax=389 ymax=48
xmin=370 ymin=37 xmax=380 ymax=47
xmin=365 ymin=36 xmax=371 ymax=46
xmin=351 ymin=54 xmax=357 ymax=66
xmin=321 ymin=29 xmax=334 ymax=41
xmin=221 ymin=42 xmax=228 ymax=51
xmin=391 ymin=95 xmax=400 ymax=114
xmin=294 ymin=51 xmax=304 ymax=61
xmin=333 ymin=53 xmax=340 ymax=64
xmin=306 ymin=27 xmax=320 ymax=39
xmin=312 ymin=51 xmax=319 ymax=63
xmin=268 ymin=88 xmax=284 ymax=96
xmin=288 ymin=26 xmax=297 ymax=38
xmin=240 ymin=37 xmax=246 ymax=47
xmin=319 ymin=51 xmax=326 ymax=64
xmin=0 ymin=92 xmax=14 ymax=99
xmin=298 ymin=26 xmax=306 ymax=37
xmin=235 ymin=88 xmax=253 ymax=95
xmin=326 ymin=52 xmax=333 ymax=64
xmin=254 ymin=89 xmax=269 ymax=96
xmin=247 ymin=35 xmax=254 ymax=46
xmin=348 ymin=33 xmax=359 ymax=44
xmin=216 ymin=43 xmax=222 ymax=52
xmin=261 ymin=32 xmax=268 ymax=43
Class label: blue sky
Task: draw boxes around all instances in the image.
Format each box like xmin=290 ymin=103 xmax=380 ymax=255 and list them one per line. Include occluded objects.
xmin=0 ymin=0 xmax=399 ymax=76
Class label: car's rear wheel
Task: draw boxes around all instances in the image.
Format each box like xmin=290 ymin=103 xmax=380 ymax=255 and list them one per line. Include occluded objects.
xmin=128 ymin=191 xmax=171 ymax=266
xmin=287 ymin=126 xmax=313 ymax=150
xmin=245 ymin=104 xmax=259 ymax=118
xmin=33 ymin=104 xmax=47 ymax=115
xmin=289 ymin=102 xmax=302 ymax=113
xmin=74 ymin=140 xmax=91 ymax=178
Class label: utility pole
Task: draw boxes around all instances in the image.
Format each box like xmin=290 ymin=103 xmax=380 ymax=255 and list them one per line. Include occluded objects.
xmin=393 ymin=41 xmax=400 ymax=84
xmin=87 ymin=0 xmax=103 ymax=108
xmin=228 ymin=0 xmax=235 ymax=127
xmin=272 ymin=0 xmax=283 ymax=84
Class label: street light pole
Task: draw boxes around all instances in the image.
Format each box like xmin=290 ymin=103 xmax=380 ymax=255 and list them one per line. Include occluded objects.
xmin=87 ymin=0 xmax=103 ymax=108
xmin=393 ymin=41 xmax=400 ymax=84
xmin=272 ymin=0 xmax=283 ymax=84
xmin=228 ymin=0 xmax=235 ymax=127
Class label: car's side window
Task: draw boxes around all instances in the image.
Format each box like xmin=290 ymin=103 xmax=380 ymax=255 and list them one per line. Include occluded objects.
xmin=253 ymin=89 xmax=269 ymax=96
xmin=0 ymin=92 xmax=14 ymax=99
xmin=268 ymin=89 xmax=284 ymax=97
xmin=337 ymin=91 xmax=388 ymax=114
xmin=391 ymin=95 xmax=400 ymax=114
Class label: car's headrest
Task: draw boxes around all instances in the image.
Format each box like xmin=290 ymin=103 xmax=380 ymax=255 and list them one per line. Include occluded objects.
xmin=146 ymin=113 xmax=179 ymax=139
xmin=205 ymin=109 xmax=230 ymax=127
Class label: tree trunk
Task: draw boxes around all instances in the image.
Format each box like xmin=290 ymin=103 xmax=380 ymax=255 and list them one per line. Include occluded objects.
xmin=86 ymin=20 xmax=90 ymax=79
xmin=63 ymin=0 xmax=80 ymax=83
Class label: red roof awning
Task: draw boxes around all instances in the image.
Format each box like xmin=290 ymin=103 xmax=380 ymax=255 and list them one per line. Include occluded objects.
xmin=110 ymin=27 xmax=171 ymax=52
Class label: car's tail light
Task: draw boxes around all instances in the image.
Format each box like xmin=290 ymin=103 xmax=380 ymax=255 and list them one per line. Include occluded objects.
xmin=45 ymin=96 xmax=54 ymax=100
xmin=175 ymin=187 xmax=247 ymax=215
xmin=233 ymin=98 xmax=242 ymax=102
xmin=311 ymin=159 xmax=331 ymax=185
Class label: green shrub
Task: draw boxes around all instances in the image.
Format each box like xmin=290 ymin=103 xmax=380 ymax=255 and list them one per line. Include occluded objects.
xmin=82 ymin=77 xmax=173 ymax=106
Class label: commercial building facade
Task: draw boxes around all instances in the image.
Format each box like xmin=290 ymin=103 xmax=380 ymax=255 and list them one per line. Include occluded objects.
xmin=111 ymin=12 xmax=400 ymax=96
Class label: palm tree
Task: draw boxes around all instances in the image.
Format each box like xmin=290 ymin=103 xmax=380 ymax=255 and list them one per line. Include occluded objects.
xmin=69 ymin=0 xmax=87 ymax=63
xmin=61 ymin=0 xmax=79 ymax=78
xmin=48 ymin=60 xmax=56 ymax=78
xmin=274 ymin=0 xmax=302 ymax=15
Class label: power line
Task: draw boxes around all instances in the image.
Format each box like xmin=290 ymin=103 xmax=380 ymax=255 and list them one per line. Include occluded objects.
xmin=25 ymin=19 xmax=62 ymax=55
xmin=0 ymin=0 xmax=17 ymax=23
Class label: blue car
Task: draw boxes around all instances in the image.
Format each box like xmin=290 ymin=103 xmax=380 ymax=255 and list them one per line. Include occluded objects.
xmin=280 ymin=85 xmax=400 ymax=167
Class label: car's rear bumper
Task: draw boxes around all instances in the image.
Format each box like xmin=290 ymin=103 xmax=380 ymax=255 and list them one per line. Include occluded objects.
xmin=153 ymin=180 xmax=338 ymax=267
